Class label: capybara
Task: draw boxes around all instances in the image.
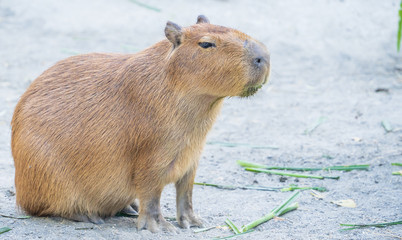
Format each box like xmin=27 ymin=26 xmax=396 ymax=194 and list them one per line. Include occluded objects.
xmin=11 ymin=15 xmax=270 ymax=232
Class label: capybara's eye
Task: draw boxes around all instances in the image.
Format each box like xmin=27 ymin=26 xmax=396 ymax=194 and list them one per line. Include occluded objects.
xmin=198 ymin=42 xmax=216 ymax=49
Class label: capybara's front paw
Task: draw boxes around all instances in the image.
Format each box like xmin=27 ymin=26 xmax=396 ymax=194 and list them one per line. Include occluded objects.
xmin=137 ymin=214 xmax=177 ymax=233
xmin=178 ymin=210 xmax=204 ymax=229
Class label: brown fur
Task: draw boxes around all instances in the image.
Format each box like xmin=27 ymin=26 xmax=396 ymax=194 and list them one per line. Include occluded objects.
xmin=11 ymin=16 xmax=270 ymax=232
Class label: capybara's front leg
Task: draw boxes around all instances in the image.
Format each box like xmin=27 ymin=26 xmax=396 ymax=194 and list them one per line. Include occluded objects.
xmin=137 ymin=189 xmax=177 ymax=233
xmin=175 ymin=169 xmax=204 ymax=229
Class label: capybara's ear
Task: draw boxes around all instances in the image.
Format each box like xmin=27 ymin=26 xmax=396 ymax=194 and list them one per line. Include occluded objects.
xmin=165 ymin=21 xmax=183 ymax=48
xmin=196 ymin=15 xmax=210 ymax=24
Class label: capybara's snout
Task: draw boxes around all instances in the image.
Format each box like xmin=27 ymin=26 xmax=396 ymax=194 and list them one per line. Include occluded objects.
xmin=250 ymin=43 xmax=270 ymax=71
xmin=242 ymin=40 xmax=270 ymax=96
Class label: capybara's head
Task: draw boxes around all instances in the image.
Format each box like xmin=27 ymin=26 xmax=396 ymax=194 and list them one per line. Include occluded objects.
xmin=164 ymin=15 xmax=270 ymax=98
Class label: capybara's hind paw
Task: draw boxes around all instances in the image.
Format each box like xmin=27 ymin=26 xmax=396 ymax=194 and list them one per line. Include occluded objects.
xmin=119 ymin=204 xmax=138 ymax=216
xmin=70 ymin=214 xmax=105 ymax=224
xmin=137 ymin=214 xmax=178 ymax=233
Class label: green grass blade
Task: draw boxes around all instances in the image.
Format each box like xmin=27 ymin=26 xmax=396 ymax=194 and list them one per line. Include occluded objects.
xmin=0 ymin=214 xmax=31 ymax=219
xmin=0 ymin=227 xmax=11 ymax=234
xmin=128 ymin=0 xmax=161 ymax=12
xmin=304 ymin=116 xmax=327 ymax=135
xmin=241 ymin=212 xmax=275 ymax=233
xmin=245 ymin=167 xmax=323 ymax=179
xmin=267 ymin=165 xmax=368 ymax=171
xmin=195 ymin=182 xmax=280 ymax=191
xmin=277 ymin=202 xmax=299 ymax=216
xmin=392 ymin=171 xmax=402 ymax=176
xmin=245 ymin=167 xmax=340 ymax=180
xmin=237 ymin=160 xmax=369 ymax=171
xmin=237 ymin=160 xmax=269 ymax=169
xmin=241 ymin=185 xmax=280 ymax=191
xmin=280 ymin=185 xmax=328 ymax=192
xmin=321 ymin=165 xmax=370 ymax=171
xmin=195 ymin=182 xmax=327 ymax=192
xmin=340 ymin=220 xmax=402 ymax=231
xmin=391 ymin=162 xmax=402 ymax=166
xmin=322 ymin=154 xmax=334 ymax=159
xmin=225 ymin=219 xmax=241 ymax=234
xmin=381 ymin=120 xmax=393 ymax=133
xmin=241 ymin=191 xmax=300 ymax=232
xmin=398 ymin=0 xmax=402 ymax=51
xmin=194 ymin=182 xmax=237 ymax=190
xmin=212 ymin=229 xmax=254 ymax=240
xmin=272 ymin=191 xmax=300 ymax=215
xmin=193 ymin=226 xmax=217 ymax=233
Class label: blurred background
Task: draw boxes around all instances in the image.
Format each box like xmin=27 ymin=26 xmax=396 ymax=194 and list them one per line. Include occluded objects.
xmin=0 ymin=1 xmax=401 ymax=239
xmin=1 ymin=0 xmax=400 ymax=86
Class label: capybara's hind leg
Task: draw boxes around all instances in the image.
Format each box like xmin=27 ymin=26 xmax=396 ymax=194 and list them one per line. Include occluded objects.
xmin=175 ymin=169 xmax=204 ymax=229
xmin=137 ymin=190 xmax=177 ymax=233
xmin=70 ymin=214 xmax=105 ymax=224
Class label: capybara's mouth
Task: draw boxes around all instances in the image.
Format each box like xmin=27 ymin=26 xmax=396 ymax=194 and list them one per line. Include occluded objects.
xmin=240 ymin=72 xmax=269 ymax=97
xmin=262 ymin=73 xmax=269 ymax=85
xmin=240 ymin=84 xmax=263 ymax=97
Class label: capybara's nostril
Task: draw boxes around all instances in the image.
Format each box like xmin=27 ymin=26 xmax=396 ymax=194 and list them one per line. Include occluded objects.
xmin=253 ymin=57 xmax=265 ymax=68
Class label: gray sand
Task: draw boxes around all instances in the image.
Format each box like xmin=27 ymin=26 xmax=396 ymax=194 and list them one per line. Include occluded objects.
xmin=0 ymin=0 xmax=401 ymax=239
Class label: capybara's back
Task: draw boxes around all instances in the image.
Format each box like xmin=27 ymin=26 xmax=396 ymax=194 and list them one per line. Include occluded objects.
xmin=12 ymin=15 xmax=270 ymax=232
xmin=12 ymin=53 xmax=138 ymax=219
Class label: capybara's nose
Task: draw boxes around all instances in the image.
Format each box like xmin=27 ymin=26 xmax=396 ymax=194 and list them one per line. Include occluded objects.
xmin=251 ymin=45 xmax=270 ymax=69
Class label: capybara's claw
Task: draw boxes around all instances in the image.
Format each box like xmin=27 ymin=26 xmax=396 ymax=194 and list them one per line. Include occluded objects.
xmin=70 ymin=214 xmax=90 ymax=223
xmin=70 ymin=214 xmax=104 ymax=224
xmin=160 ymin=219 xmax=178 ymax=233
xmin=137 ymin=214 xmax=178 ymax=233
xmin=120 ymin=205 xmax=138 ymax=216
xmin=130 ymin=199 xmax=140 ymax=212
xmin=88 ymin=215 xmax=105 ymax=224
xmin=178 ymin=213 xmax=204 ymax=229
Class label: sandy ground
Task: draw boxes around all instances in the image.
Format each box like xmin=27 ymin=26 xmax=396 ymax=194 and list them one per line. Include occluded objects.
xmin=1 ymin=0 xmax=402 ymax=239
